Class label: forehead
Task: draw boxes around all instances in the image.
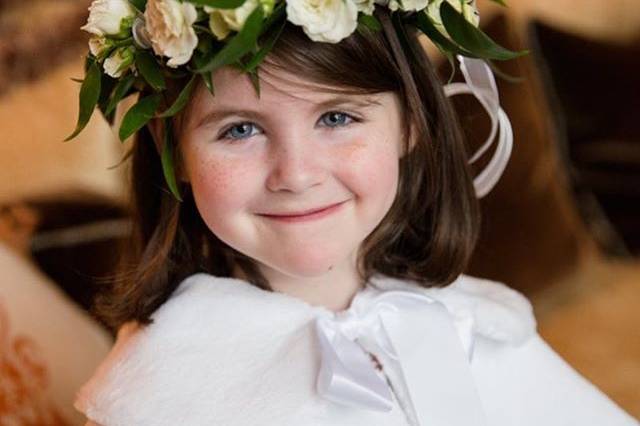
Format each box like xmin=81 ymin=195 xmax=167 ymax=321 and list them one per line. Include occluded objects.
xmin=183 ymin=65 xmax=385 ymax=125
xmin=210 ymin=66 xmax=355 ymax=104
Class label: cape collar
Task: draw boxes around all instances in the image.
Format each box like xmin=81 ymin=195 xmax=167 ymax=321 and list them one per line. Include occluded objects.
xmin=76 ymin=272 xmax=536 ymax=426
xmin=165 ymin=271 xmax=534 ymax=424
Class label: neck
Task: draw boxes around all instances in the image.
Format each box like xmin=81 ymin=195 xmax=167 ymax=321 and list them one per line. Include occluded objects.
xmin=231 ymin=251 xmax=365 ymax=313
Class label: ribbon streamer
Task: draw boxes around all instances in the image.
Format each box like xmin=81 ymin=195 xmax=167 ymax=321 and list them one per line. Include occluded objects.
xmin=443 ymin=56 xmax=514 ymax=198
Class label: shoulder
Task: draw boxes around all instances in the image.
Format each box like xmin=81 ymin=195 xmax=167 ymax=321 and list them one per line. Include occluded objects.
xmin=73 ymin=272 xmax=320 ymax=424
xmin=441 ymin=276 xmax=638 ymax=424
xmin=371 ymin=274 xmax=638 ymax=424
xmin=371 ymin=273 xmax=537 ymax=346
xmin=471 ymin=331 xmax=639 ymax=424
xmin=439 ymin=273 xmax=538 ymax=345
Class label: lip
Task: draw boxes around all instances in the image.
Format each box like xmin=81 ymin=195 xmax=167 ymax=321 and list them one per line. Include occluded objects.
xmin=258 ymin=201 xmax=347 ymax=222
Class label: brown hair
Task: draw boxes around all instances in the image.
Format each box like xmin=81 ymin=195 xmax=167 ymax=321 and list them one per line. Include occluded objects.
xmin=94 ymin=7 xmax=480 ymax=332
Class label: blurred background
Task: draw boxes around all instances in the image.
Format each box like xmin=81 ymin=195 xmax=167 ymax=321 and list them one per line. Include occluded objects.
xmin=0 ymin=0 xmax=638 ymax=424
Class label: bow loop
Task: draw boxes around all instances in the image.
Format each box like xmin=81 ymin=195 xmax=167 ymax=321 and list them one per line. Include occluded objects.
xmin=331 ymin=306 xmax=386 ymax=342
xmin=314 ymin=289 xmax=439 ymax=412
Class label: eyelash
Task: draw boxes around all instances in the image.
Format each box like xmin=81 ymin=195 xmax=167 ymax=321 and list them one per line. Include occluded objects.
xmin=217 ymin=111 xmax=361 ymax=142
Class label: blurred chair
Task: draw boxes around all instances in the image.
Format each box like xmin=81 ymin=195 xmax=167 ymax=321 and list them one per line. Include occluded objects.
xmin=0 ymin=238 xmax=112 ymax=425
xmin=0 ymin=3 xmax=128 ymax=422
xmin=528 ymin=21 xmax=640 ymax=257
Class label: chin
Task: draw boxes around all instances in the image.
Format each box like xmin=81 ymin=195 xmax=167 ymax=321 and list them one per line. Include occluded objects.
xmin=262 ymin=249 xmax=351 ymax=278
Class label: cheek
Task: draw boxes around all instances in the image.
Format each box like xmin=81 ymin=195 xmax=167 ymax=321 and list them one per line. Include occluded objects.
xmin=338 ymin=139 xmax=399 ymax=203
xmin=186 ymin=151 xmax=258 ymax=221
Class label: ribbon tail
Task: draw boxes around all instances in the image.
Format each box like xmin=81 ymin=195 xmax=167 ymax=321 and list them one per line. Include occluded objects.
xmin=380 ymin=302 xmax=488 ymax=426
xmin=459 ymin=56 xmax=500 ymax=164
xmin=315 ymin=319 xmax=395 ymax=412
xmin=443 ymin=56 xmax=514 ymax=198
xmin=472 ymin=106 xmax=513 ymax=198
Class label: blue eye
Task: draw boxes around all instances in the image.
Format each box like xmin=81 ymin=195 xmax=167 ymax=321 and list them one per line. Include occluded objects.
xmin=320 ymin=111 xmax=356 ymax=128
xmin=217 ymin=111 xmax=358 ymax=142
xmin=219 ymin=122 xmax=261 ymax=141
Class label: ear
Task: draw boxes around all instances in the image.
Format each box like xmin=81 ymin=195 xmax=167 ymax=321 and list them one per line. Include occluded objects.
xmin=146 ymin=118 xmax=191 ymax=183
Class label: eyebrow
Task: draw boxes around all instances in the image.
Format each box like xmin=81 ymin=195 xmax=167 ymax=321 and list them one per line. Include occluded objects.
xmin=192 ymin=96 xmax=382 ymax=129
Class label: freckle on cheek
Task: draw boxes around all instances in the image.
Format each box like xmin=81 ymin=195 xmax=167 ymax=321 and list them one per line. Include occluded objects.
xmin=194 ymin=158 xmax=254 ymax=197
xmin=343 ymin=140 xmax=367 ymax=155
xmin=194 ymin=161 xmax=230 ymax=191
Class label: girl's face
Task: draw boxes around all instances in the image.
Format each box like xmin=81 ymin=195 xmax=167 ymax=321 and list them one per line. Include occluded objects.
xmin=179 ymin=65 xmax=405 ymax=280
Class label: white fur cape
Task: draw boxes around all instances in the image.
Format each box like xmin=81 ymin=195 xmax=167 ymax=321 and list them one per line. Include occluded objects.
xmin=74 ymin=273 xmax=638 ymax=426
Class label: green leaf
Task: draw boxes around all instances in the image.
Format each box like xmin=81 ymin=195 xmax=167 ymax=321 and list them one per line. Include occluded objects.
xmin=64 ymin=60 xmax=102 ymax=141
xmin=104 ymin=72 xmax=136 ymax=116
xmin=136 ymin=50 xmax=166 ymax=91
xmin=97 ymin=72 xmax=118 ymax=125
xmin=357 ymin=13 xmax=382 ymax=31
xmin=440 ymin=2 xmax=528 ymax=60
xmin=186 ymin=0 xmax=247 ymax=9
xmin=83 ymin=55 xmax=94 ymax=74
xmin=489 ymin=0 xmax=507 ymax=6
xmin=202 ymin=72 xmax=215 ymax=94
xmin=243 ymin=13 xmax=285 ymax=73
xmin=412 ymin=11 xmax=475 ymax=58
xmin=161 ymin=119 xmax=183 ymax=201
xmin=260 ymin=1 xmax=285 ymax=30
xmin=485 ymin=59 xmax=524 ymax=83
xmin=191 ymin=47 xmax=215 ymax=94
xmin=191 ymin=33 xmax=224 ymax=70
xmin=128 ymin=0 xmax=147 ymax=12
xmin=157 ymin=75 xmax=198 ymax=118
xmin=195 ymin=6 xmax=264 ymax=73
xmin=443 ymin=50 xmax=457 ymax=84
xmin=247 ymin=68 xmax=261 ymax=97
xmin=118 ymin=93 xmax=162 ymax=141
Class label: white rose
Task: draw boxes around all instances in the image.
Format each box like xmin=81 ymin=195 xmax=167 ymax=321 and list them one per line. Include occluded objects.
xmin=88 ymin=36 xmax=115 ymax=60
xmin=81 ymin=0 xmax=136 ymax=37
xmin=103 ymin=46 xmax=136 ymax=78
xmin=354 ymin=0 xmax=376 ymax=15
xmin=388 ymin=0 xmax=427 ymax=12
xmin=145 ymin=0 xmax=198 ymax=67
xmin=426 ymin=0 xmax=480 ymax=30
xmin=205 ymin=0 xmax=261 ymax=41
xmin=286 ymin=0 xmax=359 ymax=43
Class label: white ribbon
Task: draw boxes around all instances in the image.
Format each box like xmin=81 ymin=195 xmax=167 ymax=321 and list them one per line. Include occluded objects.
xmin=314 ymin=288 xmax=487 ymax=425
xmin=443 ymin=56 xmax=514 ymax=199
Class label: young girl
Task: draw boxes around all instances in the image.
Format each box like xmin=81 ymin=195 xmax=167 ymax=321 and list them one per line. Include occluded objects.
xmin=69 ymin=0 xmax=638 ymax=424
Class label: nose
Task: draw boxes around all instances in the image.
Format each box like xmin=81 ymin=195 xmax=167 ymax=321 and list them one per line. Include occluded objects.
xmin=265 ymin=135 xmax=328 ymax=193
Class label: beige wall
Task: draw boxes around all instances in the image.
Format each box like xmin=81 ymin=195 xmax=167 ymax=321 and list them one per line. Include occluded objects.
xmin=0 ymin=58 xmax=127 ymax=206
xmin=478 ymin=0 xmax=640 ymax=42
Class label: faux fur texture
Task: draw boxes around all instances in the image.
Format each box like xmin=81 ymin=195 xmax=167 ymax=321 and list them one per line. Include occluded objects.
xmin=74 ymin=273 xmax=638 ymax=426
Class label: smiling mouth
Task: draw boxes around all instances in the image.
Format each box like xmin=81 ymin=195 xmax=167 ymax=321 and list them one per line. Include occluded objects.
xmin=257 ymin=201 xmax=347 ymax=221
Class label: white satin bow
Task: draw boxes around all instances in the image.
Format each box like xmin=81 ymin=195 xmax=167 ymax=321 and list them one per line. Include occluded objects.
xmin=314 ymin=286 xmax=487 ymax=425
xmin=443 ymin=56 xmax=514 ymax=199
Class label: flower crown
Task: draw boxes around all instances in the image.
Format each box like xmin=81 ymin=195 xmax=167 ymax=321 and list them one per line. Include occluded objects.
xmin=66 ymin=0 xmax=526 ymax=201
